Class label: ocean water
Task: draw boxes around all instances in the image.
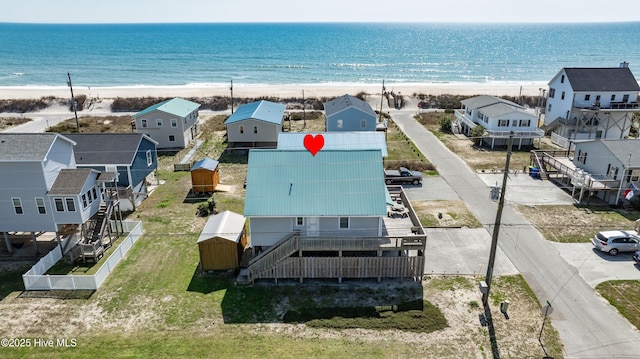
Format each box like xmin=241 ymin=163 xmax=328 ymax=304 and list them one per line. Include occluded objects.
xmin=1 ymin=22 xmax=639 ymax=89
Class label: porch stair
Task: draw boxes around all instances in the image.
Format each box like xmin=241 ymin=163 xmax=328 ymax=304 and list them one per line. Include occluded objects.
xmin=531 ymin=151 xmax=548 ymax=180
xmin=246 ymin=231 xmax=300 ymax=283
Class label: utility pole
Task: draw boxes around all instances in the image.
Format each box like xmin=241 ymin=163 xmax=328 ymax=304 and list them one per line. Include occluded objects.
xmin=67 ymin=73 xmax=80 ymax=132
xmin=302 ymin=89 xmax=306 ymax=129
xmin=230 ymin=79 xmax=234 ymax=114
xmin=482 ymin=131 xmax=514 ymax=306
xmin=378 ymin=79 xmax=385 ymax=123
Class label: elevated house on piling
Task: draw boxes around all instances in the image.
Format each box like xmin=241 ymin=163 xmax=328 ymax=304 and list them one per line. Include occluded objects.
xmin=242 ymin=149 xmax=426 ymax=283
xmin=0 ymin=133 xmax=124 ymax=262
xmin=543 ymin=63 xmax=640 ymax=149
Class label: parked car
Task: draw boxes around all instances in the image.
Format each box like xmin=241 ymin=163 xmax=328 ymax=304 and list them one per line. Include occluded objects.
xmin=592 ymin=230 xmax=640 ymax=256
xmin=633 ymin=251 xmax=640 ymax=265
xmin=384 ymin=167 xmax=422 ymax=185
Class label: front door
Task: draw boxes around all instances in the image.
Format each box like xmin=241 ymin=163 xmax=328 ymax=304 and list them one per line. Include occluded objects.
xmin=307 ymin=217 xmax=319 ymax=237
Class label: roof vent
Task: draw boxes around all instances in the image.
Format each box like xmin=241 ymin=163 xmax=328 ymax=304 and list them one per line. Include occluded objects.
xmin=620 ymin=61 xmax=629 ymax=68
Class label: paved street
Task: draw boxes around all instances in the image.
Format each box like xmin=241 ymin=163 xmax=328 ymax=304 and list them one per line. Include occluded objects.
xmin=391 ymin=108 xmax=640 ymax=358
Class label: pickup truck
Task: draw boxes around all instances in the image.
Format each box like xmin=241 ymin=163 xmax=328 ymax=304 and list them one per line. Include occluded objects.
xmin=384 ymin=167 xmax=423 ymax=185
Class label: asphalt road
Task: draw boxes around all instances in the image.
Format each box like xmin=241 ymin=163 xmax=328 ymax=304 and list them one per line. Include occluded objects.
xmin=391 ymin=108 xmax=640 ymax=358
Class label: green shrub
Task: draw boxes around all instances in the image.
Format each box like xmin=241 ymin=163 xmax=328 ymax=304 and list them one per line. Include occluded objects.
xmin=439 ymin=116 xmax=453 ymax=133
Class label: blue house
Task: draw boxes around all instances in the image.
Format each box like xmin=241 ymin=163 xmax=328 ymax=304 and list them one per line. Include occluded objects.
xmin=65 ymin=133 xmax=159 ymax=211
xmin=224 ymin=100 xmax=286 ymax=148
xmin=324 ymin=94 xmax=377 ymax=132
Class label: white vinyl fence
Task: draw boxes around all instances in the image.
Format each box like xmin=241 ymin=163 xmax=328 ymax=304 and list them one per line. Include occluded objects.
xmin=22 ymin=221 xmax=143 ymax=291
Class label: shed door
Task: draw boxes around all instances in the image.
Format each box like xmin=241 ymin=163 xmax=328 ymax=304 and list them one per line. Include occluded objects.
xmin=307 ymin=217 xmax=319 ymax=237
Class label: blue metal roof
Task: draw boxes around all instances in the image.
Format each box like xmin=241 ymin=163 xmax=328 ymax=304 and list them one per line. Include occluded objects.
xmin=277 ymin=132 xmax=388 ymax=157
xmin=224 ymin=100 xmax=285 ymax=125
xmin=134 ymin=98 xmax=200 ymax=118
xmin=191 ymin=157 xmax=219 ymax=171
xmin=244 ymin=149 xmax=387 ymax=217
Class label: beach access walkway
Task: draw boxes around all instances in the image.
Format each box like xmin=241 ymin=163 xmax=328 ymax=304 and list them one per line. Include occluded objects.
xmin=389 ymin=107 xmax=640 ymax=358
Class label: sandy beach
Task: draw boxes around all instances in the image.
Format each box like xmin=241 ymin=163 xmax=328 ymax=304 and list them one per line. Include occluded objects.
xmin=0 ymin=82 xmax=547 ymax=100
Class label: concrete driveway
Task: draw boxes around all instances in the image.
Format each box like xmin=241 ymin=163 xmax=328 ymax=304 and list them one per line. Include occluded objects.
xmin=551 ymin=242 xmax=640 ymax=287
xmin=424 ymin=228 xmax=519 ymax=277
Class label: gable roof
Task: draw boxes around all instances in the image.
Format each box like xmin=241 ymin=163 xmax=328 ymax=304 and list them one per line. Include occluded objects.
xmin=461 ymin=95 xmax=524 ymax=110
xmin=191 ymin=157 xmax=219 ymax=171
xmin=244 ymin=149 xmax=387 ymax=217
xmin=65 ymin=133 xmax=157 ymax=166
xmin=277 ymin=132 xmax=388 ymax=157
xmin=324 ymin=94 xmax=376 ymax=118
xmin=575 ymin=139 xmax=640 ymax=168
xmin=48 ymin=168 xmax=96 ymax=195
xmin=480 ymin=103 xmax=535 ymax=118
xmin=134 ymin=98 xmax=200 ymax=118
xmin=562 ymin=67 xmax=640 ymax=92
xmin=0 ymin=133 xmax=75 ymax=162
xmin=197 ymin=210 xmax=246 ymax=243
xmin=224 ymin=100 xmax=286 ymax=125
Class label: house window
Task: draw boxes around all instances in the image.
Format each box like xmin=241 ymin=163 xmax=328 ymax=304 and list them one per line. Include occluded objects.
xmin=549 ymin=88 xmax=555 ymax=98
xmin=561 ymin=91 xmax=565 ymax=100
xmin=82 ymin=194 xmax=88 ymax=208
xmin=582 ymin=152 xmax=588 ymax=164
xmin=519 ymin=119 xmax=531 ymax=127
xmin=498 ymin=119 xmax=509 ymax=127
xmin=596 ymin=95 xmax=601 ymax=101
xmin=92 ymin=187 xmax=98 ymax=201
xmin=360 ymin=119 xmax=366 ymax=129
xmin=12 ymin=197 xmax=23 ymax=215
xmin=337 ymin=119 xmax=343 ymax=129
xmin=54 ymin=198 xmax=65 ymax=212
xmin=611 ymin=94 xmax=616 ymax=101
xmin=548 ymin=104 xmax=552 ymax=112
xmin=156 ymin=119 xmax=162 ymax=127
xmin=584 ymin=94 xmax=590 ymax=101
xmin=561 ymin=75 xmax=565 ymax=83
xmin=240 ymin=125 xmax=244 ymax=134
xmin=171 ymin=119 xmax=177 ymax=127
xmin=623 ymin=94 xmax=629 ymax=103
xmin=607 ymin=164 xmax=619 ymax=180
xmin=184 ymin=117 xmax=187 ymax=124
xmin=339 ymin=217 xmax=349 ymax=229
xmin=36 ymin=197 xmax=46 ymax=214
xmin=87 ymin=190 xmax=93 ymax=204
xmin=141 ymin=119 xmax=147 ymax=128
xmin=146 ymin=149 xmax=153 ymax=166
xmin=169 ymin=135 xmax=175 ymax=142
xmin=66 ymin=198 xmax=76 ymax=212
xmin=253 ymin=126 xmax=258 ymax=134
xmin=296 ymin=217 xmax=304 ymax=226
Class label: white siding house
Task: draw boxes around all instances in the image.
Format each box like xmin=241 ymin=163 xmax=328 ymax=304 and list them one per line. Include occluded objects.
xmin=133 ymin=98 xmax=201 ymax=150
xmin=544 ymin=63 xmax=640 ymax=148
xmin=455 ymin=95 xmax=543 ymax=149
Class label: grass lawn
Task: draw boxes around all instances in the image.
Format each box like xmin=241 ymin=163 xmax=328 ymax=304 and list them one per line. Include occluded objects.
xmin=596 ymin=280 xmax=640 ymax=331
xmin=385 ymin=119 xmax=436 ymax=174
xmin=45 ymin=233 xmax=128 ymax=275
xmin=413 ymin=200 xmax=482 ymax=228
xmin=514 ymin=204 xmax=640 ymax=243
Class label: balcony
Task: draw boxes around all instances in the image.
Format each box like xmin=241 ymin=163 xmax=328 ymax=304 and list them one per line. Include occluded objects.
xmin=575 ymin=101 xmax=640 ymax=111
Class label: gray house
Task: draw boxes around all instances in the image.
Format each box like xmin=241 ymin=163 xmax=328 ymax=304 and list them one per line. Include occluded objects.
xmin=65 ymin=133 xmax=159 ymax=211
xmin=324 ymin=94 xmax=377 ymax=132
xmin=224 ymin=100 xmax=285 ymax=148
xmin=244 ymin=149 xmax=387 ymax=248
xmin=0 ymin=133 xmax=116 ymax=257
xmin=570 ymin=139 xmax=640 ymax=205
xmin=133 ymin=97 xmax=201 ymax=150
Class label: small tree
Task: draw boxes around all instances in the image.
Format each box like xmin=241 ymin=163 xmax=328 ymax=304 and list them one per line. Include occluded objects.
xmin=470 ymin=125 xmax=485 ymax=146
xmin=439 ymin=116 xmax=453 ymax=133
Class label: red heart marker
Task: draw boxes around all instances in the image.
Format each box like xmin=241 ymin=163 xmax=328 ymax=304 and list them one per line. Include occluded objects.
xmin=303 ymin=134 xmax=324 ymax=156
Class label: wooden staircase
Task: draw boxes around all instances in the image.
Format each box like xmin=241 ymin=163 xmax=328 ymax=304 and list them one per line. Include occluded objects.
xmin=530 ymin=151 xmax=549 ymax=180
xmin=246 ymin=232 xmax=300 ymax=283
